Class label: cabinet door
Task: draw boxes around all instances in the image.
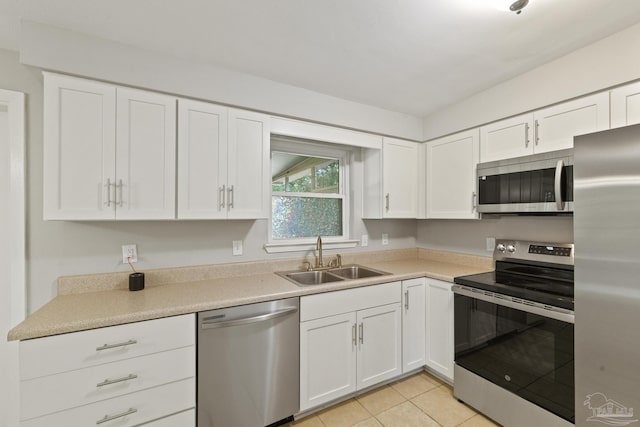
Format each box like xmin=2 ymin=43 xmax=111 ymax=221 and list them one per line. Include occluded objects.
xmin=300 ymin=312 xmax=357 ymax=411
xmin=402 ymin=278 xmax=426 ymax=373
xmin=177 ymin=99 xmax=228 ymax=219
xmin=425 ymin=279 xmax=454 ymax=382
xmin=479 ymin=113 xmax=534 ymax=162
xmin=533 ymin=92 xmax=609 ymax=153
xmin=43 ymin=73 xmax=116 ymax=220
xmin=226 ymin=109 xmax=270 ymax=219
xmin=116 ymin=88 xmax=176 ymax=220
xmin=382 ymin=138 xmax=418 ymax=218
xmin=611 ymin=81 xmax=640 ymax=128
xmin=426 ymin=129 xmax=479 ymax=219
xmin=357 ymin=304 xmax=402 ymax=389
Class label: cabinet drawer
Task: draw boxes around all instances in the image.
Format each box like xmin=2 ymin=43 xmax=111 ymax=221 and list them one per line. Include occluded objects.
xmin=21 ymin=378 xmax=195 ymax=427
xmin=21 ymin=346 xmax=195 ymax=420
xmin=20 ymin=314 xmax=195 ymax=380
xmin=147 ymin=408 xmax=195 ymax=426
xmin=301 ymin=282 xmax=401 ymax=322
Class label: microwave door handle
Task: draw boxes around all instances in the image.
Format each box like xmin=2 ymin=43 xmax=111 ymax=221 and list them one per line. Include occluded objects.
xmin=555 ymin=160 xmax=564 ymax=210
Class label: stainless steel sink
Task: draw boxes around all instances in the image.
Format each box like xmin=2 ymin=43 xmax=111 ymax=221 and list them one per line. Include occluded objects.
xmin=278 ymin=264 xmax=390 ymax=286
xmin=284 ymin=270 xmax=344 ymax=286
xmin=328 ymin=265 xmax=390 ymax=280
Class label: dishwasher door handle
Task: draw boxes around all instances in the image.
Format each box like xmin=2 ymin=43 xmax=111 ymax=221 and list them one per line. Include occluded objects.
xmin=200 ymin=306 xmax=298 ymax=329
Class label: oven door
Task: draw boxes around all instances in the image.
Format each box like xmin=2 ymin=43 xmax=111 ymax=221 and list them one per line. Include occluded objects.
xmin=453 ymin=286 xmax=575 ymax=423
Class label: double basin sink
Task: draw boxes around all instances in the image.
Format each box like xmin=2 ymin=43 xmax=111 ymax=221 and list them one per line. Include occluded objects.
xmin=278 ymin=264 xmax=390 ymax=286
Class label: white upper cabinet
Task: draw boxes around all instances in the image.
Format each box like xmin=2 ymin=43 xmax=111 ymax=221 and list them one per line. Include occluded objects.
xmin=177 ymin=103 xmax=270 ymax=219
xmin=532 ymin=92 xmax=609 ymax=153
xmin=479 ymin=113 xmax=534 ymax=163
xmin=383 ymin=138 xmax=418 ymax=218
xmin=480 ymin=92 xmax=610 ymax=163
xmin=177 ymin=100 xmax=228 ymax=219
xmin=226 ymin=109 xmax=271 ymax=219
xmin=611 ymin=81 xmax=640 ymax=128
xmin=426 ymin=129 xmax=479 ymax=219
xmin=43 ymin=73 xmax=177 ymax=220
xmin=363 ymin=138 xmax=418 ymax=218
xmin=43 ymin=73 xmax=117 ymax=220
xmin=115 ymin=88 xmax=177 ymax=220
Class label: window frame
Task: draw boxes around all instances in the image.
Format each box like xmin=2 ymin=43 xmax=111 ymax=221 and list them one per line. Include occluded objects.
xmin=266 ymin=137 xmax=356 ymax=252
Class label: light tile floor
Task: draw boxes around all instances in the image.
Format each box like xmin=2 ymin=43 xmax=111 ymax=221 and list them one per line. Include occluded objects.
xmin=288 ymin=372 xmax=502 ymax=427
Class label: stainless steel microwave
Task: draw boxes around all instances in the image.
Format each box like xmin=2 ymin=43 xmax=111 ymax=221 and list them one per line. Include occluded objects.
xmin=477 ymin=149 xmax=573 ymax=214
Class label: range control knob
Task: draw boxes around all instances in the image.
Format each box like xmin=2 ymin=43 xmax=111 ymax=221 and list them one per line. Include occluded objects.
xmin=496 ymin=243 xmax=506 ymax=252
xmin=506 ymin=244 xmax=516 ymax=253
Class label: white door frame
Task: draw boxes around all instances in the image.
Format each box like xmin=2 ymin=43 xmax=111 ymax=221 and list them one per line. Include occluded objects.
xmin=1 ymin=88 xmax=26 ymax=427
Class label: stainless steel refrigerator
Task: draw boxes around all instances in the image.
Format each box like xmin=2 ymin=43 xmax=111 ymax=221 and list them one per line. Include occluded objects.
xmin=574 ymin=124 xmax=640 ymax=427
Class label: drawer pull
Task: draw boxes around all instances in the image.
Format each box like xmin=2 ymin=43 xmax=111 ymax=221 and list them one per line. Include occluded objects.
xmin=96 ymin=339 xmax=137 ymax=352
xmin=96 ymin=373 xmax=138 ymax=388
xmin=96 ymin=408 xmax=137 ymax=424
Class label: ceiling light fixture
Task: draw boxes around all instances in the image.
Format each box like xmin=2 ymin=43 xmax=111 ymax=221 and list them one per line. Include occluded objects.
xmin=509 ymin=0 xmax=529 ymax=14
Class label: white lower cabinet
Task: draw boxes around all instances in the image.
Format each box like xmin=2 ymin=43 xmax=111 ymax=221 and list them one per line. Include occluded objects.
xmin=402 ymin=278 xmax=426 ymax=373
xmin=19 ymin=314 xmax=195 ymax=427
xmin=356 ymin=304 xmax=402 ymax=389
xmin=299 ymin=282 xmax=401 ymax=411
xmin=300 ymin=312 xmax=357 ymax=409
xmin=425 ymin=279 xmax=454 ymax=382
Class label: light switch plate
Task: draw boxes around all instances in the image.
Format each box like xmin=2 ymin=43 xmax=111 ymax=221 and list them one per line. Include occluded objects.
xmin=232 ymin=240 xmax=243 ymax=256
xmin=382 ymin=233 xmax=389 ymax=245
xmin=361 ymin=234 xmax=369 ymax=247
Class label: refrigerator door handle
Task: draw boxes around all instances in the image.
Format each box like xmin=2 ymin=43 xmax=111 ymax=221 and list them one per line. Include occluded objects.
xmin=554 ymin=159 xmax=565 ymax=211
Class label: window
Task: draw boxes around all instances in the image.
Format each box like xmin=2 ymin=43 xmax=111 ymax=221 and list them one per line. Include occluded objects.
xmin=270 ymin=137 xmax=349 ymax=244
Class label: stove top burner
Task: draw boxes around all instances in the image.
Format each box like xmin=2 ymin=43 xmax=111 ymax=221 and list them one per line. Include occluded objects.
xmin=454 ymin=239 xmax=575 ymax=311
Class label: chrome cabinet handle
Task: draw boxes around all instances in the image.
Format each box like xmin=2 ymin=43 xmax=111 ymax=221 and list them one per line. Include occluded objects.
xmin=228 ymin=185 xmax=234 ymax=209
xmin=385 ymin=193 xmax=390 ymax=211
xmin=117 ymin=179 xmax=124 ymax=207
xmin=525 ymin=123 xmax=530 ymax=148
xmin=96 ymin=373 xmax=138 ymax=388
xmin=404 ymin=290 xmax=409 ymax=310
xmin=96 ymin=408 xmax=137 ymax=425
xmin=359 ymin=323 xmax=364 ymax=345
xmin=535 ymin=120 xmax=540 ymax=145
xmin=555 ymin=159 xmax=565 ymax=211
xmin=472 ymin=192 xmax=477 ymax=212
xmin=219 ymin=185 xmax=226 ymax=210
xmin=96 ymin=339 xmax=137 ymax=352
xmin=352 ymin=324 xmax=357 ymax=347
xmin=105 ymin=179 xmax=112 ymax=207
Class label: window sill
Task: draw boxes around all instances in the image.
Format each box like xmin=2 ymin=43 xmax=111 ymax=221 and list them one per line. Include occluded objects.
xmin=264 ymin=240 xmax=359 ymax=254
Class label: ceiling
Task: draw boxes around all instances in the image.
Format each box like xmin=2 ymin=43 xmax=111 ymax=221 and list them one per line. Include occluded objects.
xmin=2 ymin=0 xmax=640 ymax=117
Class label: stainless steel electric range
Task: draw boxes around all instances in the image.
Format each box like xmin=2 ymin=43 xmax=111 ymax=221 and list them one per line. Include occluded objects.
xmin=453 ymin=239 xmax=574 ymax=427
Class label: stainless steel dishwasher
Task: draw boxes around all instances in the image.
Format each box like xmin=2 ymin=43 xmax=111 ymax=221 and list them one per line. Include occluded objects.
xmin=197 ymin=297 xmax=300 ymax=427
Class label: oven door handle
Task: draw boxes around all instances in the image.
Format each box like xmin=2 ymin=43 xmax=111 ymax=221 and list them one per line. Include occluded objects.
xmin=452 ymin=285 xmax=574 ymax=324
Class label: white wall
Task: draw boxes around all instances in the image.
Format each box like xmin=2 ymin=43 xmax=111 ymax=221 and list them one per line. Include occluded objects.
xmin=416 ymin=217 xmax=573 ymax=256
xmin=20 ymin=21 xmax=423 ymax=142
xmin=423 ymin=21 xmax=640 ymax=140
xmin=0 ymin=49 xmax=418 ymax=313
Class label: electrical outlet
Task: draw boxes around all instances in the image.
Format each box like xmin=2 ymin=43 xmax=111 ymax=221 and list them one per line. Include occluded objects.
xmin=382 ymin=233 xmax=389 ymax=245
xmin=361 ymin=234 xmax=369 ymax=247
xmin=486 ymin=237 xmax=496 ymax=251
xmin=122 ymin=244 xmax=138 ymax=263
xmin=232 ymin=240 xmax=243 ymax=256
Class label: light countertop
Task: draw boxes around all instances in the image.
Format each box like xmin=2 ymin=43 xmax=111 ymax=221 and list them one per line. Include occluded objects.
xmin=8 ymin=248 xmax=492 ymax=341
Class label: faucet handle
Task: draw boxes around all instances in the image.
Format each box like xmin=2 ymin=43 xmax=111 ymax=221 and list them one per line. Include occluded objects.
xmin=302 ymin=261 xmax=312 ymax=271
xmin=336 ymin=254 xmax=342 ymax=268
